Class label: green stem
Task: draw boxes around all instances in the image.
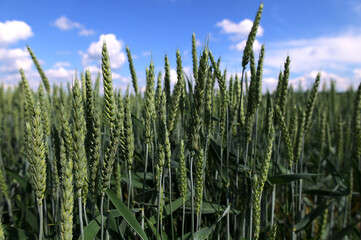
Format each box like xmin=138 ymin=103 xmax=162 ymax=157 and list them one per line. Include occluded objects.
xmin=83 ymin=202 xmax=88 ymax=226
xmin=78 ymin=196 xmax=84 ymax=240
xmin=156 ymin=172 xmax=163 ymax=240
xmin=101 ymin=195 xmax=104 ymax=240
xmin=190 ymin=156 xmax=194 ymax=237
xmin=169 ymin=166 xmax=175 ymax=240
xmin=142 ymin=143 xmax=149 ymax=229
xmin=38 ymin=203 xmax=43 ymax=240
xmin=226 ymin=107 xmax=230 ymax=240
xmin=182 ymin=204 xmax=185 ymax=240
xmin=128 ymin=170 xmax=132 ymax=208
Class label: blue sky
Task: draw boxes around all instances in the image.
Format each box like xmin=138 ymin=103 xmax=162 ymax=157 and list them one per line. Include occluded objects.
xmin=1 ymin=0 xmax=361 ymax=91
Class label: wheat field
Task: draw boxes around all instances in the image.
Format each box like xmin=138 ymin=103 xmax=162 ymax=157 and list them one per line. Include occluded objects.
xmin=0 ymin=4 xmax=360 ymax=240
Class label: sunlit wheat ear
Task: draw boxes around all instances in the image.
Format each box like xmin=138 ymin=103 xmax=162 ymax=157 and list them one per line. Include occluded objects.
xmin=38 ymin=84 xmax=51 ymax=137
xmin=167 ymin=50 xmax=183 ymax=134
xmin=188 ymin=48 xmax=208 ymax=156
xmin=102 ymin=42 xmax=116 ymax=128
xmin=164 ymin=55 xmax=172 ymax=107
xmin=124 ymin=94 xmax=134 ymax=171
xmin=179 ymin=140 xmax=187 ymax=205
xmin=126 ymin=46 xmax=138 ymax=94
xmin=27 ymin=45 xmax=50 ymax=94
xmin=195 ymin=149 xmax=204 ymax=215
xmin=242 ymin=3 xmax=263 ymax=69
xmin=155 ymin=71 xmax=162 ymax=113
xmin=20 ymin=69 xmax=35 ymax=121
xmin=274 ymin=104 xmax=293 ymax=169
xmin=252 ymin=93 xmax=274 ymax=240
xmin=204 ymin=68 xmax=213 ymax=136
xmin=277 ymin=56 xmax=291 ymax=114
xmin=81 ymin=72 xmax=86 ymax=104
xmin=304 ymin=73 xmax=321 ymax=134
xmin=71 ymin=80 xmax=87 ymax=198
xmin=59 ymin=137 xmax=74 ymax=240
xmin=26 ymin=103 xmax=46 ymax=206
xmin=245 ymin=45 xmax=264 ymax=143
xmin=156 ymin=143 xmax=165 ymax=219
xmin=293 ymin=108 xmax=305 ymax=163
xmin=89 ymin=111 xmax=101 ymax=202
xmin=192 ymin=33 xmax=198 ymax=81
xmin=144 ymin=61 xmax=155 ymax=144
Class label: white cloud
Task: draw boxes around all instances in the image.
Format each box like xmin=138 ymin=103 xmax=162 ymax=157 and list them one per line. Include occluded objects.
xmin=354 ymin=69 xmax=361 ymax=79
xmin=0 ymin=20 xmax=33 ymax=46
xmin=78 ymin=29 xmax=95 ymax=36
xmin=53 ymin=61 xmax=71 ymax=68
xmin=0 ymin=47 xmax=33 ymax=73
xmin=265 ymin=31 xmax=361 ymax=73
xmin=216 ymin=19 xmax=263 ymax=41
xmin=54 ymin=16 xmax=81 ymax=30
xmin=183 ymin=66 xmax=192 ymax=79
xmin=54 ymin=16 xmax=94 ymax=36
xmin=289 ymin=70 xmax=354 ymax=91
xmin=45 ymin=67 xmax=76 ymax=84
xmin=170 ymin=69 xmax=178 ymax=84
xmin=80 ymin=34 xmax=126 ymax=69
xmin=196 ymin=39 xmax=202 ymax=47
xmin=142 ymin=51 xmax=152 ymax=57
xmin=231 ymin=39 xmax=262 ymax=52
xmin=262 ymin=77 xmax=278 ymax=92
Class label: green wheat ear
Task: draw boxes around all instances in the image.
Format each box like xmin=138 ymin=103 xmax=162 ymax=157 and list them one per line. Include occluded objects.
xmin=20 ymin=69 xmax=35 ymax=121
xmin=168 ymin=50 xmax=183 ymax=134
xmin=144 ymin=61 xmax=155 ymax=144
xmin=27 ymin=45 xmax=50 ymax=94
xmin=124 ymin=94 xmax=134 ymax=170
xmin=195 ymin=148 xmax=204 ymax=215
xmin=164 ymin=54 xmax=171 ymax=107
xmin=192 ymin=33 xmax=198 ymax=81
xmin=71 ymin=80 xmax=87 ymax=198
xmin=304 ymin=73 xmax=321 ymax=134
xmin=242 ymin=3 xmax=264 ymax=69
xmin=126 ymin=46 xmax=138 ymax=94
xmin=179 ymin=140 xmax=187 ymax=205
xmin=0 ymin=219 xmax=4 ymax=240
xmin=59 ymin=136 xmax=74 ymax=240
xmin=26 ymin=102 xmax=47 ymax=206
xmin=102 ymin=42 xmax=116 ymax=128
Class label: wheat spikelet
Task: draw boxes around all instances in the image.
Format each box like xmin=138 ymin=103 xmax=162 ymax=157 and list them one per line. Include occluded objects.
xmin=178 ymin=140 xmax=187 ymax=204
xmin=59 ymin=137 xmax=73 ymax=240
xmin=164 ymin=54 xmax=171 ymax=107
xmin=192 ymin=33 xmax=198 ymax=81
xmin=26 ymin=103 xmax=47 ymax=206
xmin=168 ymin=50 xmax=183 ymax=133
xmin=304 ymin=73 xmax=321 ymax=133
xmin=195 ymin=149 xmax=204 ymax=215
xmin=275 ymin=104 xmax=294 ymax=169
xmin=126 ymin=46 xmax=138 ymax=94
xmin=144 ymin=61 xmax=155 ymax=144
xmin=241 ymin=3 xmax=264 ymax=69
xmin=102 ymin=42 xmax=116 ymax=128
xmin=71 ymin=80 xmax=87 ymax=198
xmin=27 ymin=46 xmax=50 ymax=94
